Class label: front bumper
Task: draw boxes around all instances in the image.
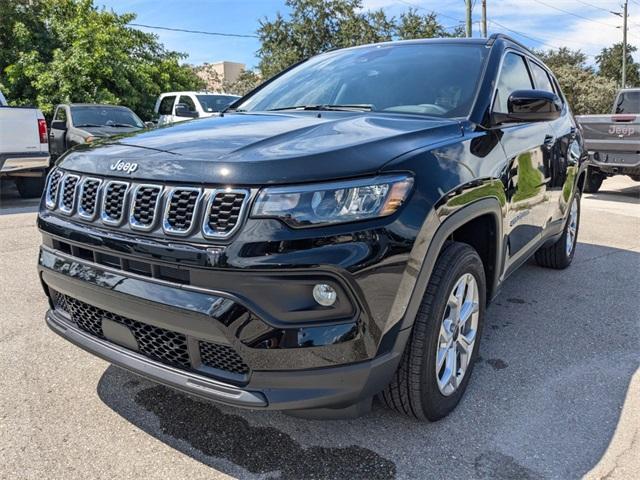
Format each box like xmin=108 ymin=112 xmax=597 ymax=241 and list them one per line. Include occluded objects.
xmin=39 ymin=244 xmax=407 ymax=411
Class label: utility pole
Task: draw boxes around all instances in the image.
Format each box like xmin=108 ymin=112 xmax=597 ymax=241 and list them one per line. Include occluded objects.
xmin=481 ymin=0 xmax=487 ymax=38
xmin=622 ymin=0 xmax=628 ymax=88
xmin=466 ymin=0 xmax=472 ymax=38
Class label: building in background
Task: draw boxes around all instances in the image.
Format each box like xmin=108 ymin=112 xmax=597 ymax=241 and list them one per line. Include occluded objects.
xmin=194 ymin=61 xmax=245 ymax=91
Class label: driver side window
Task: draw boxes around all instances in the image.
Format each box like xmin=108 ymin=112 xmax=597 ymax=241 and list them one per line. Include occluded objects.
xmin=54 ymin=107 xmax=67 ymax=124
xmin=493 ymin=53 xmax=533 ymax=114
xmin=178 ymin=95 xmax=197 ymax=113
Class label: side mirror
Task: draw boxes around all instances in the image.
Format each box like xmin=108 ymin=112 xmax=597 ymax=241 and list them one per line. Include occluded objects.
xmin=51 ymin=120 xmax=67 ymax=131
xmin=144 ymin=121 xmax=156 ymax=129
xmin=174 ymin=104 xmax=199 ymax=118
xmin=492 ymin=90 xmax=562 ymax=125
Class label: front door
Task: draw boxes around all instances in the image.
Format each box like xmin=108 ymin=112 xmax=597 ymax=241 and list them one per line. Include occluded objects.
xmin=49 ymin=106 xmax=68 ymax=158
xmin=494 ymin=52 xmax=552 ymax=271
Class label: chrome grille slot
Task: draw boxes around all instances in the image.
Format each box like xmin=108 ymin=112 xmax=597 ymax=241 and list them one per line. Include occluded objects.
xmin=129 ymin=184 xmax=162 ymax=231
xmin=101 ymin=181 xmax=129 ymax=225
xmin=202 ymin=189 xmax=248 ymax=238
xmin=58 ymin=174 xmax=80 ymax=215
xmin=163 ymin=187 xmax=202 ymax=235
xmin=78 ymin=178 xmax=102 ymax=220
xmin=46 ymin=170 xmax=64 ymax=209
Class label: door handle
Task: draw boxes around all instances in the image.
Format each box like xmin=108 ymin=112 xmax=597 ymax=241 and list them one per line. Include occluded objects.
xmin=544 ymin=135 xmax=556 ymax=147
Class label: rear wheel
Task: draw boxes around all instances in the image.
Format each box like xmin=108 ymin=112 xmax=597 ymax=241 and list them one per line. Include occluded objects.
xmin=583 ymin=170 xmax=604 ymax=193
xmin=15 ymin=176 xmax=46 ymax=198
xmin=380 ymin=242 xmax=485 ymax=420
xmin=535 ymin=191 xmax=580 ymax=269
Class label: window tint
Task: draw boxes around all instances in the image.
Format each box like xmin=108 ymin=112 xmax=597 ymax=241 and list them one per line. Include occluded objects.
xmin=178 ymin=95 xmax=197 ymax=112
xmin=529 ymin=61 xmax=554 ymax=93
xmin=238 ymin=44 xmax=489 ymax=118
xmin=70 ymin=106 xmax=144 ymax=128
xmin=197 ymin=95 xmax=239 ymax=112
xmin=54 ymin=107 xmax=67 ymax=123
xmin=615 ymin=91 xmax=640 ymax=114
xmin=158 ymin=96 xmax=176 ymax=115
xmin=494 ymin=53 xmax=533 ymax=113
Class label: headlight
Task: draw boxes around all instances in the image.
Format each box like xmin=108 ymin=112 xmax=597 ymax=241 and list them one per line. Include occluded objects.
xmin=251 ymin=174 xmax=413 ymax=227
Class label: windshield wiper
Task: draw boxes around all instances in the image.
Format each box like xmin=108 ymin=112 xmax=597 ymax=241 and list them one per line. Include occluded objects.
xmin=110 ymin=123 xmax=138 ymax=128
xmin=267 ymin=104 xmax=373 ymax=112
xmin=75 ymin=123 xmax=102 ymax=128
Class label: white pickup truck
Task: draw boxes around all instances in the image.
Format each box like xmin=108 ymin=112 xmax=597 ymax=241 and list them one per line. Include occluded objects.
xmin=0 ymin=90 xmax=51 ymax=197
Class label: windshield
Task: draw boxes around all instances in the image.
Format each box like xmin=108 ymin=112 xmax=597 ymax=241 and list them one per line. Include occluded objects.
xmin=237 ymin=43 xmax=488 ymax=117
xmin=196 ymin=95 xmax=239 ymax=112
xmin=615 ymin=91 xmax=640 ymax=114
xmin=71 ymin=106 xmax=144 ymax=128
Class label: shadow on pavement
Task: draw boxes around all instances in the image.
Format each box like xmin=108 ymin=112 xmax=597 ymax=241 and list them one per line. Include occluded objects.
xmin=585 ymin=181 xmax=640 ymax=203
xmin=96 ymin=241 xmax=640 ymax=479
xmin=0 ymin=179 xmax=40 ymax=215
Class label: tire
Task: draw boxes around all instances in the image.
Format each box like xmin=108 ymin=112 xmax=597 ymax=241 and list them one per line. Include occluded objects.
xmin=583 ymin=171 xmax=604 ymax=193
xmin=380 ymin=242 xmax=486 ymax=420
xmin=534 ymin=191 xmax=580 ymax=269
xmin=15 ymin=176 xmax=46 ymax=198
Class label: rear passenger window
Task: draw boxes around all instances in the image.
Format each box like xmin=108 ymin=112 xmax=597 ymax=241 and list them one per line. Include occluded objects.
xmin=493 ymin=53 xmax=533 ymax=113
xmin=158 ymin=96 xmax=176 ymax=115
xmin=529 ymin=61 xmax=554 ymax=93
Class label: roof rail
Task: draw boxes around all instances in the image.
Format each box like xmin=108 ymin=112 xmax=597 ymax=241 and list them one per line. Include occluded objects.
xmin=487 ymin=33 xmax=534 ymax=54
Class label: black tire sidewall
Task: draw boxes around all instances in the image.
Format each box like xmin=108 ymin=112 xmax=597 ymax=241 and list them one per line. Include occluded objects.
xmin=418 ymin=245 xmax=486 ymax=420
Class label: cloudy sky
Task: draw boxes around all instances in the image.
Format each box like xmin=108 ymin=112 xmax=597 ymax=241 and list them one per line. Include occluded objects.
xmin=100 ymin=0 xmax=640 ymax=68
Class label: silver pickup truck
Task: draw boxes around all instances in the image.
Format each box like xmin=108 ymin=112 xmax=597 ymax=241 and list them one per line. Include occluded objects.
xmin=576 ymin=88 xmax=639 ymax=192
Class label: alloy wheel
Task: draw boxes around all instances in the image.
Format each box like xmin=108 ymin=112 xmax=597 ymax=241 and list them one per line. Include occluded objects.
xmin=435 ymin=273 xmax=480 ymax=396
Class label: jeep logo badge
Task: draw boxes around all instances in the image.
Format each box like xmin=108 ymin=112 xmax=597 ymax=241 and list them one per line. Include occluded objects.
xmin=110 ymin=160 xmax=138 ymax=174
xmin=608 ymin=125 xmax=635 ymax=137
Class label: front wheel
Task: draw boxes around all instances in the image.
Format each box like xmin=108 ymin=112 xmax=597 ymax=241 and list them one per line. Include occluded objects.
xmin=535 ymin=191 xmax=580 ymax=269
xmin=380 ymin=242 xmax=486 ymax=420
xmin=15 ymin=176 xmax=46 ymax=198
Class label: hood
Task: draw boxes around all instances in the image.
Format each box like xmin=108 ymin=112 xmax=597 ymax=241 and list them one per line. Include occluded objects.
xmin=78 ymin=125 xmax=144 ymax=137
xmin=60 ymin=112 xmax=462 ymax=185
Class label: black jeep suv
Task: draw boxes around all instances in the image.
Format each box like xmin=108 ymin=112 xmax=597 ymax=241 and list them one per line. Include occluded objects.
xmin=38 ymin=34 xmax=587 ymax=420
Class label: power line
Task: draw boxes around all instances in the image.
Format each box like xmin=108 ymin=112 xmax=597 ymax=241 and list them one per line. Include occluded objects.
xmin=128 ymin=23 xmax=258 ymax=39
xmin=572 ymin=0 xmax=618 ymax=14
xmin=532 ymin=0 xmax=620 ymax=28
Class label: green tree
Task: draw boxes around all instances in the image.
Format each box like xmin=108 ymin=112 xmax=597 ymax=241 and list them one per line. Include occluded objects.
xmin=257 ymin=0 xmax=458 ymax=79
xmin=535 ymin=47 xmax=589 ymax=72
xmin=554 ymin=64 xmax=617 ymax=115
xmin=596 ymin=43 xmax=640 ymax=88
xmin=223 ymin=70 xmax=262 ymax=96
xmin=535 ymin=46 xmax=617 ymax=114
xmin=0 ymin=0 xmax=203 ymax=119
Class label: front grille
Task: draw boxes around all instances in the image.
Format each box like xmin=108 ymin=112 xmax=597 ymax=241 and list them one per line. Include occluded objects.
xmin=130 ymin=185 xmax=162 ymax=230
xmin=46 ymin=170 xmax=64 ymax=209
xmin=78 ymin=178 xmax=101 ymax=219
xmin=203 ymin=191 xmax=247 ymax=238
xmin=199 ymin=341 xmax=249 ymax=375
xmin=45 ymin=170 xmax=251 ymax=240
xmin=50 ymin=291 xmax=249 ymax=376
xmin=59 ymin=175 xmax=79 ymax=214
xmin=164 ymin=188 xmax=201 ymax=234
xmin=101 ymin=181 xmax=128 ymax=224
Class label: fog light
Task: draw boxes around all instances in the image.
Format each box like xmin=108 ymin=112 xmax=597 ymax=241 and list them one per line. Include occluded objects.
xmin=313 ymin=283 xmax=337 ymax=307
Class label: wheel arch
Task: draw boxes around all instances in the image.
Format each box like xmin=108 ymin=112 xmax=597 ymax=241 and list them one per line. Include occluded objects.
xmin=398 ymin=198 xmax=504 ymax=332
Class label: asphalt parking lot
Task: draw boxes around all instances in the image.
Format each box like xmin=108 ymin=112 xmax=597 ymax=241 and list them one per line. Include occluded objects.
xmin=1 ymin=176 xmax=638 ymax=480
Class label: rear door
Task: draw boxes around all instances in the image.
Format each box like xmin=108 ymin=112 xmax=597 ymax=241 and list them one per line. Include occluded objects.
xmin=157 ymin=95 xmax=176 ymax=126
xmin=49 ymin=106 xmax=69 ymax=158
xmin=494 ymin=52 xmax=553 ymax=271
xmin=528 ymin=59 xmax=580 ymax=228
